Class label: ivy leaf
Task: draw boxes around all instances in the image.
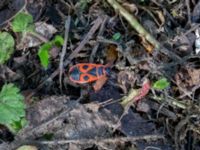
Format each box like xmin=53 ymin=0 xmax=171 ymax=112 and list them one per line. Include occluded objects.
xmin=153 ymin=78 xmax=170 ymax=90
xmin=0 ymin=84 xmax=25 ymax=125
xmin=0 ymin=32 xmax=15 ymax=64
xmin=38 ymin=42 xmax=52 ymax=69
xmin=53 ymin=35 xmax=64 ymax=47
xmin=11 ymin=12 xmax=34 ymax=33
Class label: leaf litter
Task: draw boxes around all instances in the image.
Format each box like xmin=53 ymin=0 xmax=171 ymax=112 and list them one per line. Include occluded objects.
xmin=0 ymin=0 xmax=200 ymax=150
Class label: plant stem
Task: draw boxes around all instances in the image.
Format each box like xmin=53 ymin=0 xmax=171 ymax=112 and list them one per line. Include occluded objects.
xmin=106 ymin=0 xmax=160 ymax=49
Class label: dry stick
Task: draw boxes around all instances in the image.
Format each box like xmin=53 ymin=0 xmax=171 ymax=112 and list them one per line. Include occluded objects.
xmin=65 ymin=16 xmax=103 ymax=64
xmin=59 ymin=16 xmax=71 ymax=91
xmin=26 ymin=16 xmax=103 ymax=99
xmin=37 ymin=135 xmax=164 ymax=145
xmin=89 ymin=16 xmax=108 ymax=62
xmin=174 ymin=116 xmax=190 ymax=150
xmin=106 ymin=0 xmax=181 ymax=61
xmin=29 ymin=31 xmax=48 ymax=43
xmin=185 ymin=0 xmax=191 ymax=24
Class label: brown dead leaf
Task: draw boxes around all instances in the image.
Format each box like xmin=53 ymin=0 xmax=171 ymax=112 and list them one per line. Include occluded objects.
xmin=187 ymin=67 xmax=200 ymax=86
xmin=175 ymin=65 xmax=200 ymax=94
xmin=122 ymin=2 xmax=138 ymax=15
xmin=154 ymin=10 xmax=165 ymax=27
xmin=140 ymin=36 xmax=154 ymax=53
xmin=106 ymin=44 xmax=118 ymax=64
xmin=117 ymin=70 xmax=136 ymax=94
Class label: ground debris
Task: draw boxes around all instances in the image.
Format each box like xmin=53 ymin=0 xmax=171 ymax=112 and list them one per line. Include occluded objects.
xmin=10 ymin=96 xmax=118 ymax=149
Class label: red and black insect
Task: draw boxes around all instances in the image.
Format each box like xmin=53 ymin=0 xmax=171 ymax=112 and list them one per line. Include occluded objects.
xmin=69 ymin=63 xmax=110 ymax=84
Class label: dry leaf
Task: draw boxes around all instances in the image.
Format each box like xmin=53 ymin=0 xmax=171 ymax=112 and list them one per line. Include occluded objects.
xmin=17 ymin=22 xmax=57 ymax=49
xmin=154 ymin=10 xmax=165 ymax=27
xmin=106 ymin=44 xmax=118 ymax=64
xmin=122 ymin=2 xmax=138 ymax=15
xmin=140 ymin=36 xmax=154 ymax=53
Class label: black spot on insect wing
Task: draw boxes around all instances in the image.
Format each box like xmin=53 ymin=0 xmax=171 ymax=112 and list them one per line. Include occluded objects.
xmin=97 ymin=67 xmax=104 ymax=76
xmin=70 ymin=67 xmax=80 ymax=81
xmin=83 ymin=75 xmax=89 ymax=81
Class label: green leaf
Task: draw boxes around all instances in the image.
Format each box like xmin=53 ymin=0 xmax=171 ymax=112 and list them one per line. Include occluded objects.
xmin=53 ymin=35 xmax=64 ymax=47
xmin=38 ymin=42 xmax=52 ymax=69
xmin=0 ymin=84 xmax=25 ymax=126
xmin=11 ymin=12 xmax=34 ymax=33
xmin=153 ymin=78 xmax=170 ymax=90
xmin=8 ymin=117 xmax=27 ymax=133
xmin=112 ymin=32 xmax=121 ymax=41
xmin=0 ymin=32 xmax=15 ymax=64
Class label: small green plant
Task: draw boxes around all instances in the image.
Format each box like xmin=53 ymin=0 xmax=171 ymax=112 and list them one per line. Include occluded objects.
xmin=0 ymin=12 xmax=36 ymax=64
xmin=11 ymin=12 xmax=34 ymax=33
xmin=38 ymin=35 xmax=64 ymax=69
xmin=112 ymin=32 xmax=121 ymax=41
xmin=153 ymin=78 xmax=170 ymax=90
xmin=0 ymin=84 xmax=26 ymax=133
xmin=0 ymin=32 xmax=15 ymax=64
xmin=10 ymin=12 xmax=63 ymax=69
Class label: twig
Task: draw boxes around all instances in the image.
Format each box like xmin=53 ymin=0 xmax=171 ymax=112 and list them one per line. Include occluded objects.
xmin=65 ymin=16 xmax=103 ymax=64
xmin=0 ymin=0 xmax=27 ymax=27
xmin=175 ymin=116 xmax=190 ymax=150
xmin=29 ymin=31 xmax=48 ymax=43
xmin=59 ymin=16 xmax=71 ymax=91
xmin=89 ymin=16 xmax=108 ymax=62
xmin=185 ymin=0 xmax=191 ymax=24
xmin=151 ymin=95 xmax=187 ymax=110
xmin=37 ymin=135 xmax=164 ymax=145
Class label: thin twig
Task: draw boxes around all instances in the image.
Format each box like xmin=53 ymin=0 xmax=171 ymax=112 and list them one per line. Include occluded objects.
xmin=89 ymin=16 xmax=108 ymax=62
xmin=59 ymin=16 xmax=71 ymax=91
xmin=38 ymin=135 xmax=164 ymax=145
xmin=185 ymin=0 xmax=191 ymax=24
xmin=29 ymin=31 xmax=48 ymax=43
xmin=65 ymin=16 xmax=103 ymax=64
